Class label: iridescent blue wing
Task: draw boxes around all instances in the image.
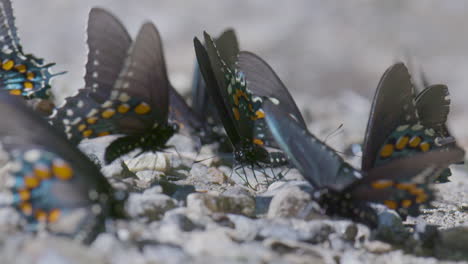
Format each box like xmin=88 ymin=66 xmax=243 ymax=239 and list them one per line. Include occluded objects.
xmin=361 ymin=63 xmax=419 ymax=171
xmin=237 ymin=51 xmax=306 ymax=148
xmin=264 ymin=100 xmax=359 ymax=190
xmin=84 ymin=7 xmax=131 ymax=102
xmin=0 ymin=0 xmax=61 ymax=99
xmin=0 ymin=92 xmax=124 ymax=243
xmin=237 ymin=51 xmax=306 ymax=128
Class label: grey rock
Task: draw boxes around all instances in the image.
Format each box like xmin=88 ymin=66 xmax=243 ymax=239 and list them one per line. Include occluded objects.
xmin=143 ymin=244 xmax=191 ymax=264
xmin=125 ymin=188 xmax=177 ymax=221
xmin=363 ymin=240 xmax=393 ymax=254
xmin=187 ymin=192 xmax=256 ymax=217
xmin=4 ymin=236 xmax=105 ymax=264
xmin=257 ymin=219 xmax=334 ymax=244
xmin=267 ymin=185 xmax=322 ymax=220
xmin=434 ymin=226 xmax=468 ymax=260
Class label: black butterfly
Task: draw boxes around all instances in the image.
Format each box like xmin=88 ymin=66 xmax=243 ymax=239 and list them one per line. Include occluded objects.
xmin=362 ymin=63 xmax=458 ymax=183
xmin=194 ymin=32 xmax=305 ymax=170
xmin=191 ymin=29 xmax=239 ymax=140
xmin=264 ymin=98 xmax=464 ymax=227
xmin=0 ymin=0 xmax=61 ymax=99
xmin=50 ymin=9 xmax=197 ymax=164
xmin=0 ymin=91 xmax=126 ymax=243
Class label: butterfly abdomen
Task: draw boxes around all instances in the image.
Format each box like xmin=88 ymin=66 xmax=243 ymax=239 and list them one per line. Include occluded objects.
xmin=104 ymin=125 xmax=175 ymax=164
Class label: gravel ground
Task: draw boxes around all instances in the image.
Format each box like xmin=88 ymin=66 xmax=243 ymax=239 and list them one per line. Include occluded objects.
xmin=1 ymin=0 xmax=467 ymax=263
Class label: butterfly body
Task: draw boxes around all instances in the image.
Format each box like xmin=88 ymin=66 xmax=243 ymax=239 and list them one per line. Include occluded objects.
xmin=104 ymin=125 xmax=175 ymax=164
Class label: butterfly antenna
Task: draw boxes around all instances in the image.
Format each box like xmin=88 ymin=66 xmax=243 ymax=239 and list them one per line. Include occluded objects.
xmin=193 ymin=156 xmax=216 ymax=164
xmin=324 ymin=123 xmax=344 ymax=143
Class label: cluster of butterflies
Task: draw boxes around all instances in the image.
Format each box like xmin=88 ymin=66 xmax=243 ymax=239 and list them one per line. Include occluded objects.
xmin=0 ymin=0 xmax=464 ymax=244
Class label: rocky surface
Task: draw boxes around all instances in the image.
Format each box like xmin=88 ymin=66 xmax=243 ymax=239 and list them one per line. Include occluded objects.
xmin=1 ymin=1 xmax=468 ymax=263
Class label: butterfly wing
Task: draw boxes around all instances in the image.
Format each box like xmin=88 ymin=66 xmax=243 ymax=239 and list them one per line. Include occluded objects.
xmin=168 ymin=85 xmax=204 ymax=136
xmin=0 ymin=0 xmax=61 ymax=99
xmin=415 ymin=84 xmax=451 ymax=137
xmin=350 ymin=147 xmax=464 ymax=216
xmin=194 ymin=36 xmax=241 ymax=145
xmin=361 ymin=63 xmax=419 ymax=171
xmin=192 ymin=29 xmax=238 ymax=125
xmin=264 ymin=100 xmax=359 ymax=190
xmin=0 ymin=92 xmax=121 ymax=243
xmin=237 ymin=51 xmax=306 ymax=128
xmin=84 ymin=8 xmax=131 ymax=102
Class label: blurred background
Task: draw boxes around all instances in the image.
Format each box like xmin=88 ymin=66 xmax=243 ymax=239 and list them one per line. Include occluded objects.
xmin=14 ymin=0 xmax=468 ymax=150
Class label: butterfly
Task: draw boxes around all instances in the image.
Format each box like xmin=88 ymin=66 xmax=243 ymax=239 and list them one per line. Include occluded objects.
xmin=194 ymin=32 xmax=306 ymax=171
xmin=191 ymin=29 xmax=239 ymax=144
xmin=264 ymin=97 xmax=464 ymax=227
xmin=0 ymin=0 xmax=62 ymax=99
xmin=0 ymin=91 xmax=126 ymax=243
xmin=362 ymin=63 xmax=458 ymax=183
xmin=50 ymin=9 xmax=195 ymax=164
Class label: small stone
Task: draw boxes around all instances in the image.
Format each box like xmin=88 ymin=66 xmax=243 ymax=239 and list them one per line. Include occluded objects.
xmin=125 ymin=189 xmax=176 ymax=221
xmin=124 ymin=152 xmax=168 ymax=173
xmin=458 ymin=203 xmax=468 ymax=211
xmin=363 ymin=240 xmax=393 ymax=254
xmin=343 ymin=224 xmax=358 ymax=241
xmin=435 ymin=226 xmax=468 ymax=260
xmin=187 ymin=192 xmax=255 ymax=217
xmin=267 ymin=185 xmax=321 ymax=220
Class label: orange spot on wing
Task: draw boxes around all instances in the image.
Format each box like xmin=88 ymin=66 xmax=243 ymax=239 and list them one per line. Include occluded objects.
xmin=23 ymin=82 xmax=33 ymax=90
xmin=2 ymin=60 xmax=14 ymax=70
xmin=371 ymin=180 xmax=393 ymax=189
xmin=78 ymin=124 xmax=87 ymax=132
xmin=384 ymin=200 xmax=398 ymax=210
xmin=253 ymin=138 xmax=264 ymax=146
xmin=34 ymin=166 xmax=51 ymax=180
xmin=255 ymin=110 xmax=265 ymax=119
xmin=24 ymin=175 xmax=40 ymax=189
xmin=98 ymin=131 xmax=110 ymax=137
xmin=135 ymin=102 xmax=151 ymax=115
xmin=409 ymin=136 xmax=421 ymax=148
xmin=26 ymin=72 xmax=35 ymax=80
xmin=9 ymin=89 xmax=22 ymax=96
xmin=87 ymin=117 xmax=98 ymax=125
xmin=52 ymin=160 xmax=73 ymax=180
xmin=395 ymin=136 xmax=409 ymax=150
xmin=101 ymin=109 xmax=116 ymax=119
xmin=18 ymin=189 xmax=30 ymax=201
xmin=48 ymin=209 xmax=61 ymax=223
xmin=117 ymin=104 xmax=130 ymax=114
xmin=15 ymin=64 xmax=26 ymax=73
xmin=232 ymin=107 xmax=240 ymax=120
xmin=380 ymin=144 xmax=394 ymax=158
xmin=416 ymin=193 xmax=428 ymax=203
xmin=420 ymin=142 xmax=430 ymax=152
xmin=401 ymin=200 xmax=412 ymax=208
xmin=20 ymin=202 xmax=32 ymax=215
xmin=82 ymin=129 xmax=93 ymax=138
xmin=35 ymin=210 xmax=47 ymax=222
